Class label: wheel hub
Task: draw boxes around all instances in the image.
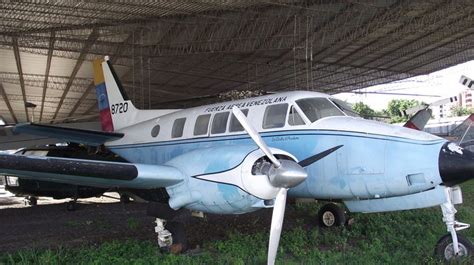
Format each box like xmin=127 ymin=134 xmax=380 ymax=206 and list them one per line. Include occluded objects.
xmin=444 ymin=242 xmax=468 ymax=260
xmin=322 ymin=211 xmax=335 ymax=226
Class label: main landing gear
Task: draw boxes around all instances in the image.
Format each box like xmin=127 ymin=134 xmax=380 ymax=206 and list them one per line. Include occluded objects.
xmin=435 ymin=186 xmax=473 ymax=262
xmin=317 ymin=203 xmax=347 ymax=228
xmin=154 ymin=218 xmax=187 ymax=254
xmin=148 ymin=202 xmax=188 ymax=254
xmin=24 ymin=196 xmax=37 ymax=206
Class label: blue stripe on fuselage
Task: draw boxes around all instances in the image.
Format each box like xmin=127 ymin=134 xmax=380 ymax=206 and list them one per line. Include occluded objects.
xmin=108 ymin=129 xmax=445 ymax=165
xmin=112 ymin=130 xmax=442 ymax=148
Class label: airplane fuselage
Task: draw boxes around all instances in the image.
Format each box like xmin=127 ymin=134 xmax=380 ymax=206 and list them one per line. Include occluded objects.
xmin=105 ymin=91 xmax=447 ymax=214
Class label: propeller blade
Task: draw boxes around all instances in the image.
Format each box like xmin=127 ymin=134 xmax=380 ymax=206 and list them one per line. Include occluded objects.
xmin=267 ymin=188 xmax=287 ymax=265
xmin=298 ymin=145 xmax=343 ymax=167
xmin=232 ymin=106 xmax=281 ymax=168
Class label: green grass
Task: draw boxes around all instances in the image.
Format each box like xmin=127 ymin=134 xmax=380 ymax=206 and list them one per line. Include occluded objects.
xmin=2 ymin=182 xmax=474 ymax=264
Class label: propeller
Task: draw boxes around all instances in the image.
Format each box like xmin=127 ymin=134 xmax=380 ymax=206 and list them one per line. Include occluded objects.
xmin=298 ymin=145 xmax=342 ymax=167
xmin=231 ymin=107 xmax=341 ymax=265
xmin=232 ymin=106 xmax=281 ymax=168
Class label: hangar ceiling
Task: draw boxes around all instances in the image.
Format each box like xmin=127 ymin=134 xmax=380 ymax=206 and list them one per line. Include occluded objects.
xmin=0 ymin=0 xmax=474 ymax=124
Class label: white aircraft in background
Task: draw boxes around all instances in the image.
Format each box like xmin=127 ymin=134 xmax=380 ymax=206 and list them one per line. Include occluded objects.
xmin=403 ymin=95 xmax=459 ymax=131
xmin=404 ymin=74 xmax=474 ymax=133
xmin=0 ymin=57 xmax=472 ymax=263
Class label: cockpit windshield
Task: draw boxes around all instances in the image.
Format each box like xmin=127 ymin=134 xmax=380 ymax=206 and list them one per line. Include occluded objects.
xmin=295 ymin=98 xmax=344 ymax=123
xmin=330 ymin=98 xmax=360 ymax=117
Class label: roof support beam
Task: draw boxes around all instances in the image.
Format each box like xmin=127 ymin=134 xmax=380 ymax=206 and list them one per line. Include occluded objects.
xmin=12 ymin=37 xmax=29 ymax=122
xmin=67 ymin=82 xmax=95 ymax=118
xmin=51 ymin=29 xmax=98 ymax=122
xmin=39 ymin=31 xmax=55 ymax=122
xmin=83 ymin=101 xmax=98 ymax=115
xmin=0 ymin=83 xmax=17 ymax=124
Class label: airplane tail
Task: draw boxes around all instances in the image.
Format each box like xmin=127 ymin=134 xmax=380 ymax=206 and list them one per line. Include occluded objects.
xmin=403 ymin=108 xmax=432 ymax=131
xmin=93 ymin=57 xmax=141 ymax=132
xmin=449 ymin=114 xmax=474 ymax=142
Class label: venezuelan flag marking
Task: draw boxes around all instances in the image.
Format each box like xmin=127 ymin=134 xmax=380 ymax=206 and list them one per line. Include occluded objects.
xmin=93 ymin=59 xmax=114 ymax=132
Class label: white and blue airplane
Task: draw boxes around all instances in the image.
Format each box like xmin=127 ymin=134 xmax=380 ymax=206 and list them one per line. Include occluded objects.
xmin=0 ymin=57 xmax=473 ymax=263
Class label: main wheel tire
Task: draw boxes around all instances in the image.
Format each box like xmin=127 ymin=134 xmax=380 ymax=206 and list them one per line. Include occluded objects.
xmin=28 ymin=196 xmax=37 ymax=206
xmin=165 ymin=221 xmax=188 ymax=254
xmin=318 ymin=203 xmax=346 ymax=228
xmin=434 ymin=233 xmax=473 ymax=262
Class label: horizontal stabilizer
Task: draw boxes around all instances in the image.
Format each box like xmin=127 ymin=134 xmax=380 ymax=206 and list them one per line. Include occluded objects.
xmin=0 ymin=154 xmax=183 ymax=189
xmin=14 ymin=123 xmax=123 ymax=146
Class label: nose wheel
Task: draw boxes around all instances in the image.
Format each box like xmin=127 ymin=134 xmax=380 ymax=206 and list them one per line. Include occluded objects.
xmin=435 ymin=186 xmax=472 ymax=262
xmin=435 ymin=233 xmax=472 ymax=261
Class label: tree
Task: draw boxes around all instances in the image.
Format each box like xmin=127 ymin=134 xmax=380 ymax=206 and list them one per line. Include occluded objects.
xmin=386 ymin=99 xmax=421 ymax=123
xmin=450 ymin=106 xmax=473 ymax=117
xmin=353 ymin=102 xmax=376 ymax=119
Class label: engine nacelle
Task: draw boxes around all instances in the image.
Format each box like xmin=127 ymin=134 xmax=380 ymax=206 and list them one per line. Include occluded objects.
xmin=163 ymin=145 xmax=296 ymax=214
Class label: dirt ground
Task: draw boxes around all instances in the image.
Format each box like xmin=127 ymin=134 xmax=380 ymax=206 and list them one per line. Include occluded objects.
xmin=0 ymin=194 xmax=314 ymax=254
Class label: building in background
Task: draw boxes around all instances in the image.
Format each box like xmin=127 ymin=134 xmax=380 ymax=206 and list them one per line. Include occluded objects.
xmin=459 ymin=90 xmax=473 ymax=109
xmin=431 ymin=97 xmax=457 ymax=119
xmin=431 ymin=89 xmax=474 ymax=119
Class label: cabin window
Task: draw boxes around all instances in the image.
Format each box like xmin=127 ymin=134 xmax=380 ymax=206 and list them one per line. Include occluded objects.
xmin=171 ymin=118 xmax=186 ymax=138
xmin=263 ymin=103 xmax=288 ymax=129
xmin=194 ymin=114 xmax=211 ymax=136
xmin=288 ymin=105 xmax=305 ymax=126
xmin=330 ymin=99 xmax=360 ymax=117
xmin=151 ymin=125 xmax=160 ymax=137
xmin=211 ymin=112 xmax=230 ymax=134
xmin=229 ymin=109 xmax=249 ymax=132
xmin=296 ymin=98 xmax=344 ymax=123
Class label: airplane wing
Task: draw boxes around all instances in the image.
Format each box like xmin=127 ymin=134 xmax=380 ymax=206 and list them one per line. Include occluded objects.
xmin=0 ymin=153 xmax=183 ymax=189
xmin=13 ymin=123 xmax=123 ymax=146
xmin=0 ymin=125 xmax=58 ymax=150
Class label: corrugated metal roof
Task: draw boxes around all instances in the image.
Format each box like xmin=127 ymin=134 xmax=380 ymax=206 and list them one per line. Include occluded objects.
xmin=0 ymin=0 xmax=473 ymax=123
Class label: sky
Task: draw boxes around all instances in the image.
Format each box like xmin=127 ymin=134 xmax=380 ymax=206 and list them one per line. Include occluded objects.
xmin=333 ymin=60 xmax=474 ymax=111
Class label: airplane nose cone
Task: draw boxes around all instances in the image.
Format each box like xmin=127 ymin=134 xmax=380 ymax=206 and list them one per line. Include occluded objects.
xmin=439 ymin=142 xmax=474 ymax=186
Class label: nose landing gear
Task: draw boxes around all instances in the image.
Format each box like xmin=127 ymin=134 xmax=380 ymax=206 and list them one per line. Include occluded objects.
xmin=435 ymin=186 xmax=472 ymax=262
